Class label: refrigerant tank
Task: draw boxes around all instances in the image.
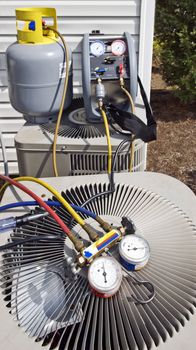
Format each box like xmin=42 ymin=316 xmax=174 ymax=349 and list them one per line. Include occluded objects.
xmin=6 ymin=8 xmax=72 ymax=123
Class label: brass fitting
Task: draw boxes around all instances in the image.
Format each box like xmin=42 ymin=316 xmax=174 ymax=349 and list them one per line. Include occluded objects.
xmin=76 ymin=254 xmax=86 ymax=267
xmin=97 ymin=77 xmax=102 ymax=84
xmin=73 ymin=238 xmax=85 ymax=252
xmin=83 ymin=223 xmax=99 ymax=241
xmin=120 ymin=76 xmax=124 ymax=87
xmin=98 ymin=99 xmax=104 ymax=108
xmin=96 ymin=216 xmax=113 ymax=232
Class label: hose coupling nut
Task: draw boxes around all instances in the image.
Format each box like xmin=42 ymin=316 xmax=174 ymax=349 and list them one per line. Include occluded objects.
xmin=83 ymin=223 xmax=99 ymax=241
xmin=120 ymin=76 xmax=124 ymax=87
xmin=74 ymin=238 xmax=85 ymax=252
xmin=98 ymin=99 xmax=103 ymax=108
xmin=96 ymin=216 xmax=113 ymax=232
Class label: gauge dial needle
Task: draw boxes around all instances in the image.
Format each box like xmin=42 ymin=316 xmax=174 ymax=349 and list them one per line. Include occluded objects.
xmin=128 ymin=246 xmax=145 ymax=251
xmin=102 ymin=263 xmax=107 ymax=283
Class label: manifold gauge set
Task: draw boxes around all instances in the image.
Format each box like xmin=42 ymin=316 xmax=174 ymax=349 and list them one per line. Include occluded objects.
xmin=75 ymin=227 xmax=151 ymax=298
xmin=87 ymin=233 xmax=150 ymax=297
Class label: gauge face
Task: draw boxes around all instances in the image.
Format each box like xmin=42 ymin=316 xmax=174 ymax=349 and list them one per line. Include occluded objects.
xmin=111 ymin=39 xmax=126 ymax=56
xmin=90 ymin=40 xmax=105 ymax=57
xmin=88 ymin=256 xmax=122 ymax=297
xmin=119 ymin=235 xmax=150 ymax=263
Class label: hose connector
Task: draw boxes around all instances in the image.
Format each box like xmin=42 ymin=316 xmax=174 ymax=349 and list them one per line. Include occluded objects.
xmin=73 ymin=237 xmax=85 ymax=252
xmin=83 ymin=223 xmax=99 ymax=241
xmin=120 ymin=76 xmax=125 ymax=87
xmin=96 ymin=216 xmax=113 ymax=232
xmin=98 ymin=99 xmax=104 ymax=108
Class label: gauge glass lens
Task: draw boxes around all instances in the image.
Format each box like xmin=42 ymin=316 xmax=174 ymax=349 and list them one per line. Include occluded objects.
xmin=111 ymin=39 xmax=126 ymax=56
xmin=120 ymin=235 xmax=150 ymax=261
xmin=90 ymin=40 xmax=105 ymax=57
xmin=88 ymin=256 xmax=122 ymax=294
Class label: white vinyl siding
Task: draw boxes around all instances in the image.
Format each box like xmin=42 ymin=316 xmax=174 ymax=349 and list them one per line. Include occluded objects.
xmin=0 ymin=0 xmax=155 ymax=174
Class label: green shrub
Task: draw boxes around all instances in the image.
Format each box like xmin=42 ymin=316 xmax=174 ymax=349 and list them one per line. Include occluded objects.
xmin=155 ymin=0 xmax=196 ymax=102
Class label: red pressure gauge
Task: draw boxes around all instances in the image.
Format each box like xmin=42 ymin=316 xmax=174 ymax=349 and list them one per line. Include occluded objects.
xmin=111 ymin=39 xmax=127 ymax=56
xmin=88 ymin=256 xmax=122 ymax=298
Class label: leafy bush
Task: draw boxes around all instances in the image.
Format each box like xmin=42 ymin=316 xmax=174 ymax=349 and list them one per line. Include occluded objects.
xmin=155 ymin=0 xmax=196 ymax=102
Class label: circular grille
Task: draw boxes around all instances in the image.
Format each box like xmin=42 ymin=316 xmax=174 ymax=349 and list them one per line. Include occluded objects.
xmin=41 ymin=99 xmax=115 ymax=139
xmin=1 ymin=183 xmax=196 ymax=350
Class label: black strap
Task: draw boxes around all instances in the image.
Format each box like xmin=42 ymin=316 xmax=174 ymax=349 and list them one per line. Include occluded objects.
xmin=106 ymin=76 xmax=157 ymax=143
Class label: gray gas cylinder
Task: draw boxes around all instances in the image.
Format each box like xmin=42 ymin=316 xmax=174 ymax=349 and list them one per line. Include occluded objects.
xmin=6 ymin=8 xmax=72 ymax=123
xmin=6 ymin=41 xmax=72 ymax=123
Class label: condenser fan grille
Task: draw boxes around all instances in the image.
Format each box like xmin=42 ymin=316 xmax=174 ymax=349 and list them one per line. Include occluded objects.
xmin=40 ymin=99 xmax=115 ymax=139
xmin=41 ymin=119 xmax=111 ymax=139
xmin=1 ymin=183 xmax=196 ymax=350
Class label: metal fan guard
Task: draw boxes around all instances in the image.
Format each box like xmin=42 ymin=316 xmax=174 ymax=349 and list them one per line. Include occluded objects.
xmin=40 ymin=99 xmax=116 ymax=139
xmin=1 ymin=182 xmax=196 ymax=350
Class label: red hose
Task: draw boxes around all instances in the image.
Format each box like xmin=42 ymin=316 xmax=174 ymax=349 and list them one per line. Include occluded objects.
xmin=0 ymin=175 xmax=72 ymax=239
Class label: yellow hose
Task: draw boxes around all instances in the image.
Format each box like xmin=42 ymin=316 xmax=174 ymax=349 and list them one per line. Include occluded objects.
xmin=0 ymin=176 xmax=85 ymax=227
xmin=99 ymin=106 xmax=112 ymax=174
xmin=120 ymin=79 xmax=135 ymax=172
xmin=120 ymin=85 xmax=135 ymax=114
xmin=48 ymin=27 xmax=70 ymax=177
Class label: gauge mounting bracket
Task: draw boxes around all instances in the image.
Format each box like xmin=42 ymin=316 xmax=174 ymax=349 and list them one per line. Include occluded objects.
xmin=82 ymin=32 xmax=138 ymax=122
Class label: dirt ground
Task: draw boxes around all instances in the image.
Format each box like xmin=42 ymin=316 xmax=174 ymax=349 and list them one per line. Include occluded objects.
xmin=147 ymin=66 xmax=196 ymax=194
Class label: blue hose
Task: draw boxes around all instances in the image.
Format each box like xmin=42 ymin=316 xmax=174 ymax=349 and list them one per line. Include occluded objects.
xmin=0 ymin=201 xmax=97 ymax=220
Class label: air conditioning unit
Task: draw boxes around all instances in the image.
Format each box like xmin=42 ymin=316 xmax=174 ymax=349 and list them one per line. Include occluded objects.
xmin=0 ymin=172 xmax=196 ymax=350
xmin=15 ymin=99 xmax=146 ymax=177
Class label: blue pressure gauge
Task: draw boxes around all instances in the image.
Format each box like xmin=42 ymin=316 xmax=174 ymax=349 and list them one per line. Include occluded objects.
xmin=90 ymin=40 xmax=105 ymax=57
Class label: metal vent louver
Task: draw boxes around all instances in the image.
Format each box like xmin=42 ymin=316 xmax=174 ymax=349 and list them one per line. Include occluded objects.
xmin=1 ymin=183 xmax=196 ymax=350
xmin=70 ymin=142 xmax=144 ymax=175
xmin=41 ymin=99 xmax=115 ymax=139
